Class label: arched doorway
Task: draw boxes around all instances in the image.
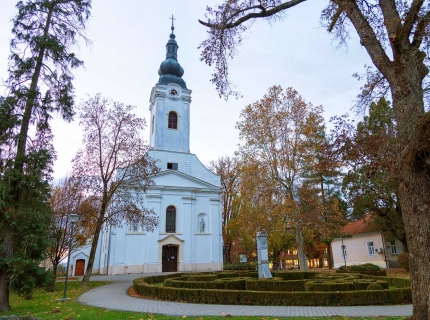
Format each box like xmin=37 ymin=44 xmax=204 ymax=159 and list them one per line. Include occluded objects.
xmin=162 ymin=245 xmax=178 ymax=272
xmin=75 ymin=259 xmax=85 ymax=276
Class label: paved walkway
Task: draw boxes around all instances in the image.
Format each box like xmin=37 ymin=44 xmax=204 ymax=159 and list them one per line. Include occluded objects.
xmin=77 ymin=274 xmax=413 ymax=317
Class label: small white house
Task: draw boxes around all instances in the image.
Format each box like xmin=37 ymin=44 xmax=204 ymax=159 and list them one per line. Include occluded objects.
xmin=69 ymin=25 xmax=223 ymax=276
xmin=332 ymin=215 xmax=404 ymax=268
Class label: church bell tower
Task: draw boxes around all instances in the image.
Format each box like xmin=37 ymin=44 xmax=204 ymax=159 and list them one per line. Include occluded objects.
xmin=149 ymin=19 xmax=192 ymax=153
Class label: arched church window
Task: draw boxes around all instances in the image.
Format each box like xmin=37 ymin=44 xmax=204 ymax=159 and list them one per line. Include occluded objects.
xmin=152 ymin=115 xmax=155 ymax=134
xmin=166 ymin=205 xmax=176 ymax=233
xmin=168 ymin=111 xmax=178 ymax=129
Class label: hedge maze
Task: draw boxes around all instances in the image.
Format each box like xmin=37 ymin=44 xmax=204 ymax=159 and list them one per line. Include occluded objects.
xmin=133 ymin=270 xmax=412 ymax=306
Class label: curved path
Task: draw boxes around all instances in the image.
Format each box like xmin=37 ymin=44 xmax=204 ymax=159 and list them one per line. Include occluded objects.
xmin=77 ymin=274 xmax=413 ymax=317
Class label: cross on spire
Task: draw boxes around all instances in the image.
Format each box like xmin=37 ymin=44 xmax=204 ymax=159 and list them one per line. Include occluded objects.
xmin=170 ymin=14 xmax=176 ymax=33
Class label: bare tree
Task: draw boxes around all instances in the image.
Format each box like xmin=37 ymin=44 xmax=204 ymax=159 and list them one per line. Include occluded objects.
xmin=71 ymin=94 xmax=159 ymax=286
xmin=199 ymin=2 xmax=430 ymax=317
xmin=209 ymin=156 xmax=242 ymax=263
xmin=47 ymin=177 xmax=90 ymax=277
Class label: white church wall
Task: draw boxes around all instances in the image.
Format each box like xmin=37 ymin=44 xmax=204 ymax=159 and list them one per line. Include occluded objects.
xmin=148 ymin=150 xmax=220 ymax=188
xmin=194 ymin=236 xmax=211 ymax=263
xmin=190 ymin=155 xmax=221 ymax=187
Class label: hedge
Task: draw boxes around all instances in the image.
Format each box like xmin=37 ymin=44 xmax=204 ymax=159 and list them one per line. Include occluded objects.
xmin=305 ymin=280 xmax=356 ymax=292
xmin=337 ymin=263 xmax=386 ymax=276
xmin=362 ymin=275 xmax=411 ymax=288
xmin=353 ymin=279 xmax=389 ymax=290
xmin=273 ymin=271 xmax=318 ymax=280
xmin=245 ymin=278 xmax=308 ymax=292
xmin=133 ymin=273 xmax=412 ymax=306
xmin=164 ymin=276 xmax=248 ymax=290
xmin=216 ymin=271 xmax=258 ymax=279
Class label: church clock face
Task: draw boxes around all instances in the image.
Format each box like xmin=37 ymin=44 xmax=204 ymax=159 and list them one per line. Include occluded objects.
xmin=167 ymin=84 xmax=182 ymax=99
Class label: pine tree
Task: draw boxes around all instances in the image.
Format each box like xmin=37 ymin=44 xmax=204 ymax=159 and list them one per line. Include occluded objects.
xmin=0 ymin=0 xmax=91 ymax=311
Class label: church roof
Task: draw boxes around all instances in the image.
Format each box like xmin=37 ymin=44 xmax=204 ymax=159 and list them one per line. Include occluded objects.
xmin=157 ymin=22 xmax=187 ymax=89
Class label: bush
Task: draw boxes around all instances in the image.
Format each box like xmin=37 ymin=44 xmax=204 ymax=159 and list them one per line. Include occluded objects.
xmin=367 ymin=283 xmax=383 ymax=290
xmin=354 ymin=279 xmax=389 ymax=290
xmin=245 ymin=278 xmax=308 ymax=292
xmin=362 ymin=275 xmax=411 ymax=288
xmin=223 ymin=262 xmax=256 ymax=270
xmin=133 ymin=274 xmax=412 ymax=306
xmin=43 ymin=269 xmax=56 ymax=292
xmin=305 ymin=280 xmax=355 ymax=292
xmin=273 ymin=271 xmax=318 ymax=280
xmin=338 ymin=263 xmax=381 ymax=272
xmin=337 ymin=263 xmax=386 ymax=276
xmin=397 ymin=253 xmax=410 ymax=272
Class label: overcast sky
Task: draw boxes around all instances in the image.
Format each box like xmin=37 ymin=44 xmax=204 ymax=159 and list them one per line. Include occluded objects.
xmin=0 ymin=0 xmax=372 ymax=180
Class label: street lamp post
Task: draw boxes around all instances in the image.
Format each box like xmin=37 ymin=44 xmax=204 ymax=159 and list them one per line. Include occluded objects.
xmin=59 ymin=213 xmax=79 ymax=301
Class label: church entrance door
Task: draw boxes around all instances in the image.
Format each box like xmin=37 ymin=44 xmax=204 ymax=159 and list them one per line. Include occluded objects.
xmin=75 ymin=259 xmax=85 ymax=276
xmin=162 ymin=245 xmax=178 ymax=272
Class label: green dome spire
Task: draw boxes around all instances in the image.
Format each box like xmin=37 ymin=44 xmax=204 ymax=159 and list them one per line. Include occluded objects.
xmin=157 ymin=15 xmax=187 ymax=89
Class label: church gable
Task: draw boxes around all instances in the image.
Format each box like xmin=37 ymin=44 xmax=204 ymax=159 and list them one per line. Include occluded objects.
xmin=151 ymin=170 xmax=221 ymax=190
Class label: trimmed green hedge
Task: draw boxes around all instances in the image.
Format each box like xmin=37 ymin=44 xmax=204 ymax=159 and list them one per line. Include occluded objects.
xmin=353 ymin=279 xmax=389 ymax=290
xmin=181 ymin=274 xmax=217 ymax=281
xmin=337 ymin=264 xmax=386 ymax=276
xmin=305 ymin=280 xmax=355 ymax=292
xmin=133 ymin=272 xmax=412 ymax=306
xmin=362 ymin=275 xmax=411 ymax=288
xmin=273 ymin=271 xmax=318 ymax=280
xmin=165 ymin=276 xmax=248 ymax=290
xmin=245 ymin=278 xmax=308 ymax=292
xmin=216 ymin=271 xmax=258 ymax=279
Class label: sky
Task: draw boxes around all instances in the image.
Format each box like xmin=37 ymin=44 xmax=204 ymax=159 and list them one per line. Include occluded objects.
xmin=0 ymin=0 xmax=372 ymax=180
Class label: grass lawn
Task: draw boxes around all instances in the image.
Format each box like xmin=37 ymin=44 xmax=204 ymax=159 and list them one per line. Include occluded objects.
xmin=1 ymin=279 xmax=410 ymax=320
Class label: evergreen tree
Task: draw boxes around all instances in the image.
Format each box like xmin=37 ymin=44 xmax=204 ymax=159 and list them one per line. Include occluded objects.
xmin=0 ymin=0 xmax=91 ymax=311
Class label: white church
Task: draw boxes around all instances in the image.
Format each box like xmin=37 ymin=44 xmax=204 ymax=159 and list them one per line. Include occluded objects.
xmin=70 ymin=24 xmax=223 ymax=275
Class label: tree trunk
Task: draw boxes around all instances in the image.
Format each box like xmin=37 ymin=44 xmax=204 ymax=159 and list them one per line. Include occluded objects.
xmin=52 ymin=263 xmax=58 ymax=278
xmin=391 ymin=69 xmax=429 ymax=319
xmin=326 ymin=242 xmax=333 ymax=269
xmin=0 ymin=227 xmax=13 ymax=311
xmin=14 ymin=6 xmax=53 ymax=173
xmin=81 ymin=222 xmax=102 ymax=286
xmin=294 ymin=223 xmax=308 ymax=271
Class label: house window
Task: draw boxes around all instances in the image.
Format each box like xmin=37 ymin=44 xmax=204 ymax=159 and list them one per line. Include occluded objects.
xmin=168 ymin=111 xmax=178 ymax=129
xmin=167 ymin=162 xmax=178 ymax=170
xmin=390 ymin=240 xmax=398 ymax=255
xmin=341 ymin=244 xmax=347 ymax=258
xmin=367 ymin=241 xmax=376 ymax=256
xmin=166 ymin=205 xmax=176 ymax=233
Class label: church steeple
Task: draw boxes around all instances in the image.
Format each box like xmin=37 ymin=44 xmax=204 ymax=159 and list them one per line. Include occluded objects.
xmin=157 ymin=15 xmax=186 ymax=89
xmin=149 ymin=17 xmax=192 ymax=153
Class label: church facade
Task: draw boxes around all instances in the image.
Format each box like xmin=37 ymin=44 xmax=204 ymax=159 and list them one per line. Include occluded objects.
xmin=70 ymin=25 xmax=223 ymax=275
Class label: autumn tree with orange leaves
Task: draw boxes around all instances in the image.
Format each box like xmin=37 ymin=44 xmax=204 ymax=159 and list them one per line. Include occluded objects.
xmin=236 ymin=85 xmax=330 ymax=270
xmin=199 ymin=1 xmax=430 ymax=316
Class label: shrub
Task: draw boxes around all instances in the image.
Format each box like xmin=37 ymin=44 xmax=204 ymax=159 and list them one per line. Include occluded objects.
xmin=245 ymin=278 xmax=308 ymax=292
xmin=397 ymin=253 xmax=410 ymax=272
xmin=362 ymin=275 xmax=411 ymax=288
xmin=305 ymin=280 xmax=355 ymax=292
xmin=133 ymin=274 xmax=412 ymax=306
xmin=273 ymin=271 xmax=318 ymax=280
xmin=338 ymin=263 xmax=381 ymax=272
xmin=223 ymin=262 xmax=256 ymax=270
xmin=182 ymin=274 xmax=217 ymax=281
xmin=367 ymin=283 xmax=383 ymax=290
xmin=337 ymin=264 xmax=386 ymax=276
xmin=43 ymin=269 xmax=56 ymax=292
xmin=354 ymin=279 xmax=389 ymax=290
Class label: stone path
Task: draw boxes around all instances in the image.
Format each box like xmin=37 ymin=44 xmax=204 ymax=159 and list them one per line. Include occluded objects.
xmin=77 ymin=274 xmax=413 ymax=317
